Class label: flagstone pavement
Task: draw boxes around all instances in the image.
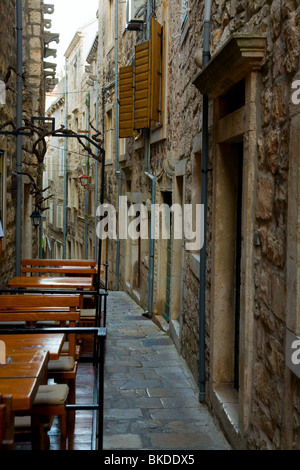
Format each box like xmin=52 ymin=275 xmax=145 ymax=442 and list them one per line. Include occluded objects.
xmin=103 ymin=291 xmax=231 ymax=451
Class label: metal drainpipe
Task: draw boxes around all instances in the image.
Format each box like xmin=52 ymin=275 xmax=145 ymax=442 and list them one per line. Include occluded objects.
xmin=85 ymin=92 xmax=90 ymax=259
xmin=94 ymin=42 xmax=100 ymax=262
xmin=63 ymin=57 xmax=68 ymax=259
xmin=144 ymin=0 xmax=156 ymax=317
xmin=100 ymin=80 xmax=115 ymax=261
xmin=15 ymin=0 xmax=23 ymax=275
xmin=199 ymin=0 xmax=212 ymax=403
xmin=115 ymin=0 xmax=121 ymax=291
xmin=144 ymin=129 xmax=156 ymax=317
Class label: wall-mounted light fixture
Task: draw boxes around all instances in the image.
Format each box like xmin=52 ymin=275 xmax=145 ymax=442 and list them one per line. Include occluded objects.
xmin=79 ymin=173 xmax=89 ymax=187
xmin=30 ymin=210 xmax=42 ymax=228
xmin=79 ymin=173 xmax=95 ymax=190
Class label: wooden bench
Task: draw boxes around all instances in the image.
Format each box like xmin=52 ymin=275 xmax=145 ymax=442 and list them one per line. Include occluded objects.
xmin=20 ymin=259 xmax=105 ymax=308
xmin=0 ymin=294 xmax=80 ymax=359
xmin=21 ymin=259 xmax=101 ymax=285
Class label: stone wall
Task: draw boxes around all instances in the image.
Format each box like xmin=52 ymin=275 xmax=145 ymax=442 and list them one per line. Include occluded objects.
xmin=196 ymin=0 xmax=300 ymax=450
xmin=96 ymin=0 xmax=300 ymax=449
xmin=0 ymin=0 xmax=46 ymax=286
xmin=0 ymin=0 xmax=18 ymax=286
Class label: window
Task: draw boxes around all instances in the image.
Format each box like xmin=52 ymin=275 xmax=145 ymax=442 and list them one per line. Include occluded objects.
xmin=73 ymin=57 xmax=78 ymax=89
xmin=190 ymin=152 xmax=202 ymax=253
xmin=106 ymin=0 xmax=114 ymax=49
xmin=105 ymin=108 xmax=114 ymax=160
xmin=119 ymin=65 xmax=134 ymax=138
xmin=59 ymin=147 xmax=64 ymax=176
xmin=119 ymin=18 xmax=164 ymax=135
xmin=119 ymin=137 xmax=126 ymax=156
xmin=48 ymin=155 xmax=53 ymax=180
xmin=55 ymin=241 xmax=63 ymax=259
xmin=56 ymin=204 xmax=63 ymax=229
xmin=49 ymin=201 xmax=54 ymax=224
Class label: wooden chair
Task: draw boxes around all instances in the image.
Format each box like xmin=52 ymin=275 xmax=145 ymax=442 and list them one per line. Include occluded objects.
xmin=15 ymin=384 xmax=69 ymax=450
xmin=0 ymin=394 xmax=14 ymax=450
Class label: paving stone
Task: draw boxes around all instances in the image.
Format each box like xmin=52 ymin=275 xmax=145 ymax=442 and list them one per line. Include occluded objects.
xmin=146 ymin=387 xmax=196 ymax=399
xmin=120 ymin=379 xmax=164 ymax=390
xmin=149 ymin=431 xmax=217 ymax=450
xmin=130 ymin=419 xmax=164 ymax=434
xmin=105 ymin=408 xmax=143 ymax=419
xmin=148 ymin=408 xmax=205 ymax=422
xmin=103 ymin=434 xmax=143 ymax=449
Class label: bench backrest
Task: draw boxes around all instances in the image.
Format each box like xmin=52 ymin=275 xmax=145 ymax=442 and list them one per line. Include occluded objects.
xmin=0 ymin=295 xmax=81 ymax=358
xmin=22 ymin=259 xmax=96 ymax=267
xmin=0 ymin=295 xmax=81 ymax=310
xmin=21 ymin=259 xmax=97 ymax=277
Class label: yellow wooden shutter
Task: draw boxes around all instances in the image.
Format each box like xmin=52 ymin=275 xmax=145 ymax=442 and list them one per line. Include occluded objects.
xmin=150 ymin=18 xmax=163 ymax=125
xmin=134 ymin=41 xmax=151 ymax=129
xmin=119 ymin=65 xmax=134 ymax=138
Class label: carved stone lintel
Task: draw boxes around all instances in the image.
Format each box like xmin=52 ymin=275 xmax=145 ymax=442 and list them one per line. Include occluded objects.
xmin=193 ymin=34 xmax=266 ymax=98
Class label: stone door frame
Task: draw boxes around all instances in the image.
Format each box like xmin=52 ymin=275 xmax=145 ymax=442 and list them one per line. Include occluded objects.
xmin=193 ymin=34 xmax=266 ymax=447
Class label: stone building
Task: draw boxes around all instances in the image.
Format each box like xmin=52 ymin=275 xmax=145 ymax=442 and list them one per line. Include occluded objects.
xmin=44 ymin=16 xmax=99 ymax=261
xmin=95 ymin=0 xmax=300 ymax=450
xmin=0 ymin=0 xmax=53 ymax=285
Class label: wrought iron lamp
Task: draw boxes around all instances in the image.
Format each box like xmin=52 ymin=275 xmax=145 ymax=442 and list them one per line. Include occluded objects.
xmin=79 ymin=173 xmax=89 ymax=188
xmin=30 ymin=210 xmax=42 ymax=228
xmin=79 ymin=173 xmax=95 ymax=190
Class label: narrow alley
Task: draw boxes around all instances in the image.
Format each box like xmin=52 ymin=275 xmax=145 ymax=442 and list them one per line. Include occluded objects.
xmin=103 ymin=291 xmax=230 ymax=451
xmin=22 ymin=290 xmax=230 ymax=452
xmin=2 ymin=0 xmax=300 ymax=453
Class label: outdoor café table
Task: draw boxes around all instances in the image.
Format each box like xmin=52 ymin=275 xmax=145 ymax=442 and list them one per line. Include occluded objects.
xmin=1 ymin=333 xmax=65 ymax=361
xmin=0 ymin=350 xmax=49 ymax=411
xmin=7 ymin=276 xmax=94 ymax=308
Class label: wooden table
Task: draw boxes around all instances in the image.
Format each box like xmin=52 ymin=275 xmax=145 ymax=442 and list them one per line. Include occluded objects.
xmin=2 ymin=333 xmax=65 ymax=361
xmin=0 ymin=349 xmax=49 ymax=411
xmin=0 ymin=351 xmax=49 ymax=379
xmin=0 ymin=379 xmax=41 ymax=411
xmin=0 ymin=333 xmax=65 ymax=411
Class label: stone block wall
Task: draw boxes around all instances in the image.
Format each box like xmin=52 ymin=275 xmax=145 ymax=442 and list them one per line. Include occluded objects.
xmin=0 ymin=0 xmax=45 ymax=286
xmin=0 ymin=0 xmax=18 ymax=286
xmin=194 ymin=0 xmax=300 ymax=449
xmin=96 ymin=0 xmax=300 ymax=449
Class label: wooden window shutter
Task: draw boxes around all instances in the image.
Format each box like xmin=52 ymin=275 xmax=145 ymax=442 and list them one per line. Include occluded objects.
xmin=150 ymin=18 xmax=163 ymax=125
xmin=134 ymin=40 xmax=151 ymax=129
xmin=119 ymin=65 xmax=134 ymax=138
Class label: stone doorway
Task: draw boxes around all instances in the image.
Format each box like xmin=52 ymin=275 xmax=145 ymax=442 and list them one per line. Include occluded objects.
xmin=162 ymin=191 xmax=172 ymax=323
xmin=193 ymin=33 xmax=266 ymax=447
